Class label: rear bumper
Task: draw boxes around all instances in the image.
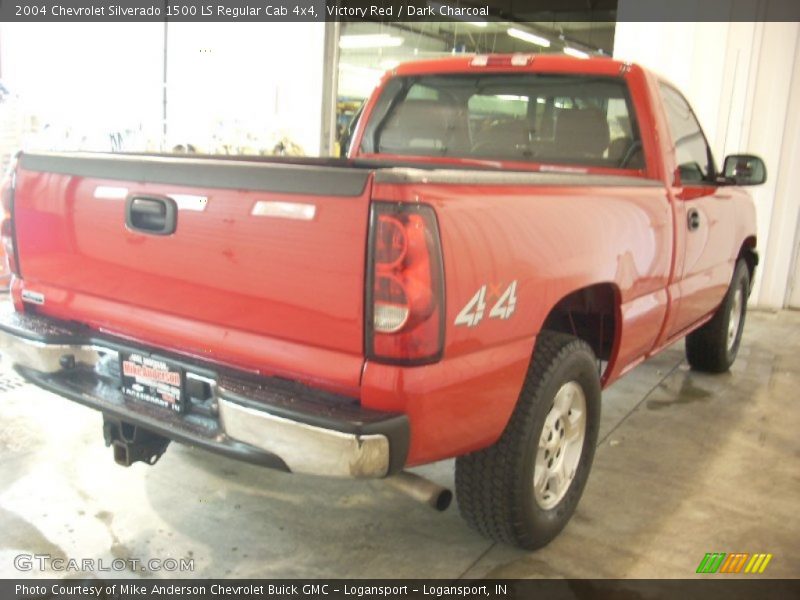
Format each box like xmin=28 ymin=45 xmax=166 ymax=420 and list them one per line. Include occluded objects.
xmin=0 ymin=304 xmax=408 ymax=478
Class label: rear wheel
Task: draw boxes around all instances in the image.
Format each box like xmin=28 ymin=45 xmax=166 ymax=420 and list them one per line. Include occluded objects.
xmin=686 ymin=259 xmax=750 ymax=373
xmin=455 ymin=331 xmax=601 ymax=549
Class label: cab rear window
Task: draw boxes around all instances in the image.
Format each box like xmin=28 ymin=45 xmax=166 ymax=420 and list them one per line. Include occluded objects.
xmin=365 ymin=74 xmax=644 ymax=169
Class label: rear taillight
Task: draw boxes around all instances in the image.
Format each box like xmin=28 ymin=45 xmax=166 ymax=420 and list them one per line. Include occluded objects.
xmin=366 ymin=202 xmax=445 ymax=364
xmin=0 ymin=154 xmax=20 ymax=276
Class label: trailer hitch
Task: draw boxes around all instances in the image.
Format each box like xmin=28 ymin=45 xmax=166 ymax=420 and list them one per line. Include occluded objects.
xmin=103 ymin=417 xmax=170 ymax=467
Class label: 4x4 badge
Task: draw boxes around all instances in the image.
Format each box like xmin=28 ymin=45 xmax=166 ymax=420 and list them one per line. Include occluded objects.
xmin=454 ymin=281 xmax=518 ymax=327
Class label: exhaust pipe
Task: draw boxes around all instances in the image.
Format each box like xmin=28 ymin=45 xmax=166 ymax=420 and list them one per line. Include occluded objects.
xmin=385 ymin=471 xmax=453 ymax=511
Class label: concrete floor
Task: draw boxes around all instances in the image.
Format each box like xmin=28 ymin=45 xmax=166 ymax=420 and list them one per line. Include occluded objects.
xmin=0 ymin=310 xmax=798 ymax=579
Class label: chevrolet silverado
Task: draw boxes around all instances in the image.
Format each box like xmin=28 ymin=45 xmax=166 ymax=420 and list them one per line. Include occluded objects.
xmin=0 ymin=55 xmax=765 ymax=549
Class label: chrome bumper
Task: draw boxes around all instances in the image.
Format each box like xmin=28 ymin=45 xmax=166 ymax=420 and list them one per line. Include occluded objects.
xmin=218 ymin=401 xmax=390 ymax=478
xmin=0 ymin=332 xmax=102 ymax=373
xmin=0 ymin=306 xmax=407 ymax=479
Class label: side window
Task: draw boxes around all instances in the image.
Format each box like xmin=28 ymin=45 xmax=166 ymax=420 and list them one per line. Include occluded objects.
xmin=406 ymin=84 xmax=439 ymax=101
xmin=467 ymin=94 xmax=530 ymax=154
xmin=606 ymin=98 xmax=633 ymax=142
xmin=467 ymin=94 xmax=528 ymax=119
xmin=659 ymin=83 xmax=715 ymax=184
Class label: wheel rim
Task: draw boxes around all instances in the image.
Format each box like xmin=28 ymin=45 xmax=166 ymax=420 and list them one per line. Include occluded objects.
xmin=533 ymin=381 xmax=587 ymax=510
xmin=727 ymin=286 xmax=744 ymax=352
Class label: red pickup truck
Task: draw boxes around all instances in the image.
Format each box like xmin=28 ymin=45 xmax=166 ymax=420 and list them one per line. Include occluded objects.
xmin=0 ymin=55 xmax=765 ymax=549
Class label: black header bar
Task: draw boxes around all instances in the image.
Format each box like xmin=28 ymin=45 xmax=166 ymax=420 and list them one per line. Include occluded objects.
xmin=3 ymin=579 xmax=800 ymax=600
xmin=0 ymin=0 xmax=799 ymax=22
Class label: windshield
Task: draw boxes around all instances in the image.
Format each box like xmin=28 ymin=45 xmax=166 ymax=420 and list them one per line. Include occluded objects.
xmin=362 ymin=73 xmax=643 ymax=170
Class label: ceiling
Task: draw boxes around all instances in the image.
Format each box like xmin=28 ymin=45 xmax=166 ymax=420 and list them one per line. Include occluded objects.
xmin=338 ymin=19 xmax=616 ymax=97
xmin=341 ymin=20 xmax=615 ymax=55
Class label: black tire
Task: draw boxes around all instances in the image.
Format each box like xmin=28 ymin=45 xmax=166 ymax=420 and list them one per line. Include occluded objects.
xmin=685 ymin=259 xmax=750 ymax=373
xmin=455 ymin=331 xmax=601 ymax=550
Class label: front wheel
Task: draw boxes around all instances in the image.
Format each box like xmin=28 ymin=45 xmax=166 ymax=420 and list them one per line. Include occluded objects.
xmin=455 ymin=331 xmax=601 ymax=550
xmin=686 ymin=259 xmax=750 ymax=373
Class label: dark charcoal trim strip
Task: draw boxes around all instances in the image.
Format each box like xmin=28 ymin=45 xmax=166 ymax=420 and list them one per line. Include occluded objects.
xmin=374 ymin=167 xmax=664 ymax=187
xmin=20 ymin=152 xmax=370 ymax=197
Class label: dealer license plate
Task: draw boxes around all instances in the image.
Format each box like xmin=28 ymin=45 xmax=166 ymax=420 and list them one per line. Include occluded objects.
xmin=120 ymin=351 xmax=185 ymax=413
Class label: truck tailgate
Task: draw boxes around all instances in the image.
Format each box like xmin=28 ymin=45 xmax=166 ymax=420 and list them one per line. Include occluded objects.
xmin=12 ymin=153 xmax=372 ymax=392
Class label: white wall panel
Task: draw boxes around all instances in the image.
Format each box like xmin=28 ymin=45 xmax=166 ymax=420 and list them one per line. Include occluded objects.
xmin=763 ymin=33 xmax=800 ymax=307
xmin=615 ymin=14 xmax=800 ymax=308
xmin=744 ymin=23 xmax=799 ymax=306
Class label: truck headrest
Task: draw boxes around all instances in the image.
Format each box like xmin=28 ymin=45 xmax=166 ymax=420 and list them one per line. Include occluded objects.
xmin=554 ymin=108 xmax=610 ymax=158
xmin=378 ymin=100 xmax=469 ymax=155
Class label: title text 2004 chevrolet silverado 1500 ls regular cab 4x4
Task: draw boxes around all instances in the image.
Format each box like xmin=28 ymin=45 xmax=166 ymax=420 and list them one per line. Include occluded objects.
xmin=0 ymin=55 xmax=766 ymax=549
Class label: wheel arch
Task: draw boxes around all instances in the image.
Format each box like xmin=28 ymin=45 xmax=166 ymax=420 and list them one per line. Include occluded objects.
xmin=737 ymin=235 xmax=758 ymax=294
xmin=538 ymin=282 xmax=622 ymax=384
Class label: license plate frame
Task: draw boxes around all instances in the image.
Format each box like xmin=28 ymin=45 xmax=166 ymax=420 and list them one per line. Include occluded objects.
xmin=120 ymin=351 xmax=186 ymax=413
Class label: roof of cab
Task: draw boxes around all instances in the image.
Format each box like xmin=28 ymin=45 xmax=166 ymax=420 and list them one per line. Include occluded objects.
xmin=390 ymin=54 xmax=636 ymax=78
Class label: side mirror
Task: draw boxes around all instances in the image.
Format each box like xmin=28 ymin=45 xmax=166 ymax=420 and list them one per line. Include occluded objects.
xmin=720 ymin=154 xmax=767 ymax=186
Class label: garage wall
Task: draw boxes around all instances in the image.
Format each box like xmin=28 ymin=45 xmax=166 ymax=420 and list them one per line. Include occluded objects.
xmin=614 ymin=12 xmax=800 ymax=308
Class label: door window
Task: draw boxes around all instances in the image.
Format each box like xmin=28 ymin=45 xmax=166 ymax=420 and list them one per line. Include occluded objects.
xmin=659 ymin=83 xmax=715 ymax=184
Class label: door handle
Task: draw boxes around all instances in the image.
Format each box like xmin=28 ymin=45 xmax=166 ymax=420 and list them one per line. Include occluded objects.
xmin=125 ymin=195 xmax=177 ymax=235
xmin=687 ymin=207 xmax=700 ymax=231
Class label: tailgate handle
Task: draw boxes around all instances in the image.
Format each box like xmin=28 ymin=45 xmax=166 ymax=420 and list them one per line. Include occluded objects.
xmin=125 ymin=195 xmax=177 ymax=235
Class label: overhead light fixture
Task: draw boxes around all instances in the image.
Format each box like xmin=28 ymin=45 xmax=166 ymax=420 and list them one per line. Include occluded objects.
xmin=339 ymin=34 xmax=404 ymax=50
xmin=467 ymin=20 xmax=488 ymax=28
xmin=507 ymin=27 xmax=551 ymax=48
xmin=563 ymin=47 xmax=589 ymax=59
